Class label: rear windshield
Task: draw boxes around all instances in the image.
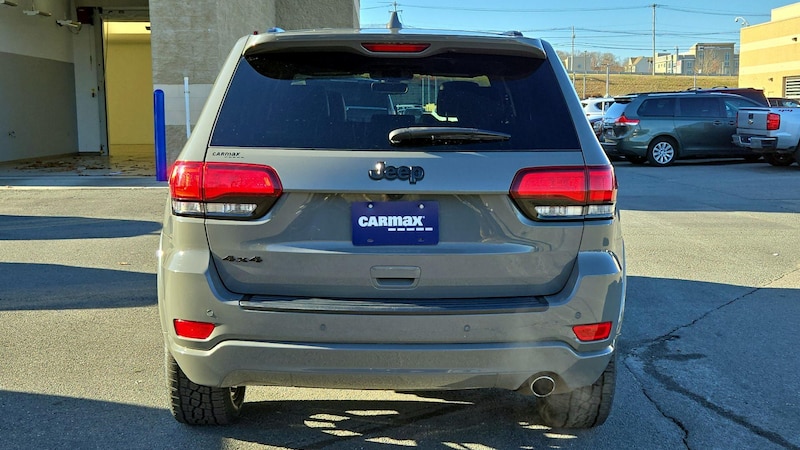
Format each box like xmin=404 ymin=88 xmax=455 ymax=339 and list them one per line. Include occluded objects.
xmin=603 ymin=101 xmax=629 ymax=120
xmin=210 ymin=50 xmax=579 ymax=151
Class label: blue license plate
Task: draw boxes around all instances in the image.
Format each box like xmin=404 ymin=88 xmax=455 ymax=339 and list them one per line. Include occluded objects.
xmin=351 ymin=201 xmax=439 ymax=246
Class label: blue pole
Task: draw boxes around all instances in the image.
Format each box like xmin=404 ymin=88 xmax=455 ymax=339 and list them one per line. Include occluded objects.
xmin=153 ymin=89 xmax=168 ymax=181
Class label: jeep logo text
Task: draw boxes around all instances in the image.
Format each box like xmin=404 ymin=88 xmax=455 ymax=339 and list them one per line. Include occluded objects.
xmin=368 ymin=161 xmax=424 ymax=184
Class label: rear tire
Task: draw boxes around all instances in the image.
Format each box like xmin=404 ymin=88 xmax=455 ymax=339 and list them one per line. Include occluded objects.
xmin=167 ymin=351 xmax=245 ymax=425
xmin=537 ymin=353 xmax=617 ymax=429
xmin=647 ymin=138 xmax=677 ymax=166
xmin=764 ymin=153 xmax=794 ymax=166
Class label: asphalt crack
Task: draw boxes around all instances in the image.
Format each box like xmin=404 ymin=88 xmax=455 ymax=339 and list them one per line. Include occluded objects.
xmin=628 ymin=285 xmax=799 ymax=449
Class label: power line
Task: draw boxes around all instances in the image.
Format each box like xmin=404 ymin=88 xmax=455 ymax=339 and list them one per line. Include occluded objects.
xmin=659 ymin=6 xmax=768 ymax=17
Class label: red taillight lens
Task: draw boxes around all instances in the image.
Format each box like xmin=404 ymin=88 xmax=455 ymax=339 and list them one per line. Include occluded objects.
xmin=203 ymin=163 xmax=282 ymax=201
xmin=512 ymin=167 xmax=588 ymax=204
xmin=169 ymin=161 xmax=283 ymax=219
xmin=587 ymin=166 xmax=617 ymax=204
xmin=615 ymin=114 xmax=639 ymax=126
xmin=173 ymin=319 xmax=216 ymax=340
xmin=361 ymin=42 xmax=431 ymax=53
xmin=169 ymin=161 xmax=204 ymax=201
xmin=573 ymin=322 xmax=613 ymax=342
xmin=510 ymin=166 xmax=617 ymax=220
xmin=767 ymin=113 xmax=780 ymax=131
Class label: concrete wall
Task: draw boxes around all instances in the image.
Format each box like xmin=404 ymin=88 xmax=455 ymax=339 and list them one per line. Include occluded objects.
xmin=149 ymin=0 xmax=360 ymax=163
xmin=739 ymin=3 xmax=800 ymax=96
xmin=0 ymin=0 xmax=78 ymax=162
xmin=276 ymin=0 xmax=359 ymax=31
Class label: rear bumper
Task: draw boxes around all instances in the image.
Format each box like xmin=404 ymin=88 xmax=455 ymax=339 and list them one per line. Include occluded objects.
xmin=159 ymin=248 xmax=625 ymax=394
xmin=168 ymin=338 xmax=614 ymax=393
xmin=733 ymin=134 xmax=778 ymax=152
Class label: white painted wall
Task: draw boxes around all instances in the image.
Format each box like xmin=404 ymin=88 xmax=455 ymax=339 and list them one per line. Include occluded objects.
xmin=0 ymin=0 xmax=73 ymax=62
xmin=72 ymin=23 xmax=102 ymax=152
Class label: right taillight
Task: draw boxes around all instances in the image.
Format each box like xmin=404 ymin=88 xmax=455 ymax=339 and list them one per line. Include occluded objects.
xmin=169 ymin=161 xmax=283 ymax=220
xmin=510 ymin=165 xmax=617 ymax=221
xmin=767 ymin=113 xmax=781 ymax=131
xmin=615 ymin=114 xmax=639 ymax=126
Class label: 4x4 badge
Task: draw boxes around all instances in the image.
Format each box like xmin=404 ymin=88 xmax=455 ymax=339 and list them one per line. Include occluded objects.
xmin=223 ymin=256 xmax=262 ymax=263
xmin=368 ymin=161 xmax=424 ymax=184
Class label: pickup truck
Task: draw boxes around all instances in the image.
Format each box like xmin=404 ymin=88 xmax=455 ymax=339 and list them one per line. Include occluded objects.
xmin=732 ymin=106 xmax=800 ymax=166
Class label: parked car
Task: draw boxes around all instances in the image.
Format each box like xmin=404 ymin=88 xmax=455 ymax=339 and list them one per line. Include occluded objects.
xmin=598 ymin=95 xmax=640 ymax=161
xmin=600 ymin=91 xmax=765 ymax=166
xmin=581 ymin=97 xmax=615 ymax=121
xmin=733 ymin=104 xmax=800 ymax=166
xmin=686 ymin=87 xmax=769 ymax=106
xmin=768 ymin=97 xmax=800 ymax=107
xmin=159 ymin=17 xmax=625 ymax=429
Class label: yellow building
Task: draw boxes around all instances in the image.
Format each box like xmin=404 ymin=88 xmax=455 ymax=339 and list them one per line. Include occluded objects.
xmin=739 ymin=3 xmax=800 ymax=98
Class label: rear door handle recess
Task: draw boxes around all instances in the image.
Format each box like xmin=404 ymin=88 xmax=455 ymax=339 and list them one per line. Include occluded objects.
xmin=370 ymin=266 xmax=421 ymax=289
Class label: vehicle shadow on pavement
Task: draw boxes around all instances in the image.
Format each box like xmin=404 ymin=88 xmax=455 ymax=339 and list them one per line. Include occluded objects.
xmin=0 ymin=390 xmax=588 ymax=450
xmin=0 ymin=391 xmax=172 ymax=450
xmin=0 ymin=215 xmax=161 ymax=240
xmin=0 ymin=263 xmax=156 ymax=310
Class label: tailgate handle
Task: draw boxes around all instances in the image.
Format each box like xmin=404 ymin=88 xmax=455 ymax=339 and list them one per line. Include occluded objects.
xmin=370 ymin=266 xmax=420 ymax=289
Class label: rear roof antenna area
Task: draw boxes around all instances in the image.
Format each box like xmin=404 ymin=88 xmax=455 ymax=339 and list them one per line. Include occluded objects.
xmin=386 ymin=2 xmax=402 ymax=30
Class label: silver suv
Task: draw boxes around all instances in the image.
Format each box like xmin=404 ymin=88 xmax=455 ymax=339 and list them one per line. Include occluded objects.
xmin=158 ymin=19 xmax=626 ymax=429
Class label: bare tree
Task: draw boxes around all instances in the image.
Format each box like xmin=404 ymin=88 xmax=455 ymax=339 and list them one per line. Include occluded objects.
xmin=695 ymin=47 xmax=731 ymax=76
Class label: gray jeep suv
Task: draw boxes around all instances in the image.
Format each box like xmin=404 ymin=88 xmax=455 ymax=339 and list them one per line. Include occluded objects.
xmin=158 ymin=19 xmax=626 ymax=429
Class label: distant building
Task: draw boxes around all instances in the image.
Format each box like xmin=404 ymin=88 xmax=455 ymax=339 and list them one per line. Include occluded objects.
xmin=688 ymin=43 xmax=736 ymax=76
xmin=562 ymin=54 xmax=592 ymax=73
xmin=623 ymin=56 xmax=651 ymax=74
xmin=739 ymin=2 xmax=800 ymax=98
xmin=652 ymin=44 xmax=737 ymax=76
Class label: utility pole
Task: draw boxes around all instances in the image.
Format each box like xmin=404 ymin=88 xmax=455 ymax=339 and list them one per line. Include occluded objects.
xmin=674 ymin=46 xmax=678 ymax=74
xmin=605 ymin=64 xmax=610 ymax=97
xmin=651 ymin=4 xmax=657 ymax=76
xmin=582 ymin=51 xmax=587 ymax=99
xmin=571 ymin=26 xmax=575 ymax=84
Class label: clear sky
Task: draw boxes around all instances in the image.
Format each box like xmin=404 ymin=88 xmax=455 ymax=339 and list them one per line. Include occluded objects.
xmin=359 ymin=1 xmax=795 ymax=61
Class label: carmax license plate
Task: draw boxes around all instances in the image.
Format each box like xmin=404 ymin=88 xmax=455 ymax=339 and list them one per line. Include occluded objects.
xmin=351 ymin=201 xmax=439 ymax=246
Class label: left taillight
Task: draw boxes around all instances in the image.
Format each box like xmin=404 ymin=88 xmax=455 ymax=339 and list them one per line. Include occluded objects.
xmin=169 ymin=161 xmax=283 ymax=220
xmin=510 ymin=165 xmax=617 ymax=221
xmin=573 ymin=322 xmax=613 ymax=342
xmin=173 ymin=319 xmax=215 ymax=340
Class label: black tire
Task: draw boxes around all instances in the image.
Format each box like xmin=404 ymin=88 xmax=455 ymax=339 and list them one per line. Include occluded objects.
xmin=764 ymin=153 xmax=794 ymax=166
xmin=166 ymin=351 xmax=245 ymax=425
xmin=537 ymin=353 xmax=617 ymax=429
xmin=647 ymin=137 xmax=677 ymax=166
xmin=626 ymin=155 xmax=647 ymax=165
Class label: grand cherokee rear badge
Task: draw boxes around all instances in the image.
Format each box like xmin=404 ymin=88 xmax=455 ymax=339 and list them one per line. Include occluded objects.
xmin=369 ymin=161 xmax=424 ymax=184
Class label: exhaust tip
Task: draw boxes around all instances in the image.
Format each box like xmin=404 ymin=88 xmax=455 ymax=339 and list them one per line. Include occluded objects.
xmin=531 ymin=375 xmax=556 ymax=398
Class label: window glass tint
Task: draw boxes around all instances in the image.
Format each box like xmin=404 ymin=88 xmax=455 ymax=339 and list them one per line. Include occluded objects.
xmin=723 ymin=96 xmax=759 ymax=118
xmin=679 ymin=97 xmax=722 ymax=118
xmin=603 ymin=102 xmax=629 ymax=120
xmin=210 ymin=52 xmax=580 ymax=151
xmin=637 ymin=98 xmax=675 ymax=117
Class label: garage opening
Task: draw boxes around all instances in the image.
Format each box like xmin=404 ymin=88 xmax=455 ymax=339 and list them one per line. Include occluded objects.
xmin=103 ymin=20 xmax=153 ymax=173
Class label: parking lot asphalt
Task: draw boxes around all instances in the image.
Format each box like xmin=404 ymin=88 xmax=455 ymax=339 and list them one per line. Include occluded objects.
xmin=1 ymin=158 xmax=799 ymax=449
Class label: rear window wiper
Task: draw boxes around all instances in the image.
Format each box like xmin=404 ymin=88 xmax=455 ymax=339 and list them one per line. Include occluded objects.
xmin=388 ymin=127 xmax=511 ymax=147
